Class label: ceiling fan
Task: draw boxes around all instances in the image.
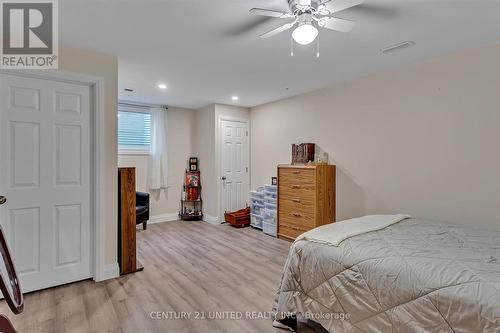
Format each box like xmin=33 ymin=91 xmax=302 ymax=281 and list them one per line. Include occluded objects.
xmin=250 ymin=0 xmax=363 ymax=46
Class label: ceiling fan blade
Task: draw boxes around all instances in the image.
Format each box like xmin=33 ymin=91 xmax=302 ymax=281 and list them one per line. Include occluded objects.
xmin=259 ymin=21 xmax=296 ymax=38
xmin=321 ymin=0 xmax=363 ymax=14
xmin=317 ymin=17 xmax=356 ymax=32
xmin=250 ymin=8 xmax=294 ymax=19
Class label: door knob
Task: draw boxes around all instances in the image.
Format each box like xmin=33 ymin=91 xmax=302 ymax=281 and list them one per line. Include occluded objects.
xmin=221 ymin=176 xmax=226 ymax=181
xmin=0 ymin=196 xmax=6 ymax=205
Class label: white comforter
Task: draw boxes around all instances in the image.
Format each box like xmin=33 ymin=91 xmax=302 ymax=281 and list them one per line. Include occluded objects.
xmin=295 ymin=214 xmax=411 ymax=246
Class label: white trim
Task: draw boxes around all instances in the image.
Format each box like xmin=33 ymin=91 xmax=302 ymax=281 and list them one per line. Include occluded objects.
xmin=118 ymin=99 xmax=167 ymax=110
xmin=91 ymin=74 xmax=115 ymax=282
xmin=216 ymin=115 xmax=251 ymax=221
xmin=100 ymin=263 xmax=120 ymax=281
xmin=0 ymin=69 xmax=116 ymax=283
xmin=203 ymin=214 xmax=220 ymax=225
xmin=149 ymin=213 xmax=179 ymax=224
xmin=118 ymin=149 xmax=151 ymax=156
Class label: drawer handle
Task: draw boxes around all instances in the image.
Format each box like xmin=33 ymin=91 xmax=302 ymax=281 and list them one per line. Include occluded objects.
xmin=292 ymin=198 xmax=301 ymax=203
xmin=282 ymin=224 xmax=303 ymax=231
xmin=291 ymin=185 xmax=301 ymax=189
xmin=290 ymin=213 xmax=302 ymax=218
xmin=292 ymin=171 xmax=300 ymax=175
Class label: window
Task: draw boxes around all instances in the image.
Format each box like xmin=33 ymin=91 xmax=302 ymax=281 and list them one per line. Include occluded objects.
xmin=118 ymin=110 xmax=152 ymax=154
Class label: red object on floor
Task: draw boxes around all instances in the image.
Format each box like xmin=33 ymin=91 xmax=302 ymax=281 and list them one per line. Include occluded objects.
xmin=225 ymin=207 xmax=251 ymax=228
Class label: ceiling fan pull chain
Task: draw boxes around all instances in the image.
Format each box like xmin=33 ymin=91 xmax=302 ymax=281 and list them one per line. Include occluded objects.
xmin=316 ymin=32 xmax=320 ymax=58
xmin=290 ymin=35 xmax=294 ymax=57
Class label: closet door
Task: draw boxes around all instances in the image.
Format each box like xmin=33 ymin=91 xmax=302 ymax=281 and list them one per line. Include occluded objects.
xmin=219 ymin=119 xmax=249 ymax=218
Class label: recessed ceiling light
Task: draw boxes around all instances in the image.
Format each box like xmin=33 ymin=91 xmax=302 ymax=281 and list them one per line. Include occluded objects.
xmin=232 ymin=96 xmax=239 ymax=101
xmin=158 ymin=83 xmax=168 ymax=90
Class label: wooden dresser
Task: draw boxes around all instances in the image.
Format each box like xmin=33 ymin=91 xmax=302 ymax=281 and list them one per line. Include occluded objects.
xmin=277 ymin=164 xmax=336 ymax=241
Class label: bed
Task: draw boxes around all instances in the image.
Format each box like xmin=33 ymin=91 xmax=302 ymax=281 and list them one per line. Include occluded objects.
xmin=273 ymin=216 xmax=500 ymax=332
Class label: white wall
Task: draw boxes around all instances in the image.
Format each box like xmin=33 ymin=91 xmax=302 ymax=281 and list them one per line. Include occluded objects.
xmin=118 ymin=107 xmax=195 ymax=220
xmin=251 ymin=42 xmax=500 ymax=229
xmin=59 ymin=47 xmax=119 ymax=265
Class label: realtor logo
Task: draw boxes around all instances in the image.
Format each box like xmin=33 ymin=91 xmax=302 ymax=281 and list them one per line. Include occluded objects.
xmin=1 ymin=0 xmax=58 ymax=68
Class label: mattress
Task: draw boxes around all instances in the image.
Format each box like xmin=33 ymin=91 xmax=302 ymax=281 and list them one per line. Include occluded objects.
xmin=274 ymin=218 xmax=500 ymax=332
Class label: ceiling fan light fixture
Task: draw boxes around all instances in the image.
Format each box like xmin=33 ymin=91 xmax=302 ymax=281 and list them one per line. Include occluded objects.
xmin=292 ymin=23 xmax=318 ymax=45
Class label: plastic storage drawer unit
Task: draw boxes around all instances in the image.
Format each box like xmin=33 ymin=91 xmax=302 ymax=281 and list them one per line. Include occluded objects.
xmin=250 ymin=214 xmax=263 ymax=229
xmin=263 ymin=221 xmax=277 ymax=237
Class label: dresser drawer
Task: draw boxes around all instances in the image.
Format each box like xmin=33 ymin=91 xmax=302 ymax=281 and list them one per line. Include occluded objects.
xmin=279 ymin=182 xmax=315 ymax=199
xmin=279 ymin=194 xmax=315 ymax=208
xmin=279 ymin=202 xmax=315 ymax=228
xmin=279 ymin=168 xmax=315 ymax=185
xmin=278 ymin=223 xmax=309 ymax=240
xmin=279 ymin=214 xmax=315 ymax=229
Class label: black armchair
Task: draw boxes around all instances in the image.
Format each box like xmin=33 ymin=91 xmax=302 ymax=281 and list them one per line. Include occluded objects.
xmin=136 ymin=192 xmax=150 ymax=230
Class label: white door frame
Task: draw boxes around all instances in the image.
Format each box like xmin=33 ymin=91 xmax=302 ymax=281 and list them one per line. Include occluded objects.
xmin=0 ymin=69 xmax=110 ymax=282
xmin=216 ymin=115 xmax=250 ymax=223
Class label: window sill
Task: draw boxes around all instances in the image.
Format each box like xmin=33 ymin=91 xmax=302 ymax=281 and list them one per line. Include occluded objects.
xmin=118 ymin=150 xmax=151 ymax=156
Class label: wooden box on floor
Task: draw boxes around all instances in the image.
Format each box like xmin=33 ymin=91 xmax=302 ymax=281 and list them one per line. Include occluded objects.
xmin=118 ymin=167 xmax=143 ymax=275
xmin=277 ymin=164 xmax=336 ymax=241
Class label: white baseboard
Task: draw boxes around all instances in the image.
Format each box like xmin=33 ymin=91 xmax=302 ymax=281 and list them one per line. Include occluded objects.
xmin=96 ymin=262 xmax=119 ymax=282
xmin=203 ymin=214 xmax=220 ymax=225
xmin=149 ymin=213 xmax=220 ymax=225
xmin=149 ymin=213 xmax=179 ymax=224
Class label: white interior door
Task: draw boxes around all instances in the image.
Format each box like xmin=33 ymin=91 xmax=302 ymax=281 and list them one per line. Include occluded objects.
xmin=0 ymin=73 xmax=91 ymax=293
xmin=219 ymin=119 xmax=249 ymax=219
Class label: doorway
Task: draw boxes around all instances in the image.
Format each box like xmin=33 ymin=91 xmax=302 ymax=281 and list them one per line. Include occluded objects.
xmin=218 ymin=117 xmax=250 ymax=221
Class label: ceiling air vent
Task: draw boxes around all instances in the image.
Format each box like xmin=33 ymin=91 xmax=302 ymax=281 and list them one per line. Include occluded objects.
xmin=381 ymin=41 xmax=415 ymax=54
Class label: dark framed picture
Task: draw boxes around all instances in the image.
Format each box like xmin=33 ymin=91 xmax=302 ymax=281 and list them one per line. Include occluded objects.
xmin=272 ymin=177 xmax=277 ymax=185
xmin=189 ymin=157 xmax=198 ymax=171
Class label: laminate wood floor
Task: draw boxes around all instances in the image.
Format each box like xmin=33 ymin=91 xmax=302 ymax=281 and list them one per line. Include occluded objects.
xmin=0 ymin=221 xmax=324 ymax=333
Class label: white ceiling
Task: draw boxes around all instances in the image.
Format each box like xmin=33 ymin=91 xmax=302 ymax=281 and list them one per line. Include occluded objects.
xmin=60 ymin=0 xmax=500 ymax=109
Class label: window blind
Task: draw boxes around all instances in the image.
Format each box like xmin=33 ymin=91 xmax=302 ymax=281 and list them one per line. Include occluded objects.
xmin=118 ymin=110 xmax=152 ymax=152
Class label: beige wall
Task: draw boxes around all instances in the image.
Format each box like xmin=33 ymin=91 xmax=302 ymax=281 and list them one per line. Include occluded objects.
xmin=215 ymin=104 xmax=250 ymax=120
xmin=193 ymin=104 xmax=217 ymax=218
xmin=193 ymin=104 xmax=250 ymax=221
xmin=118 ymin=107 xmax=195 ymax=218
xmin=59 ymin=47 xmax=118 ymax=265
xmin=251 ymin=43 xmax=500 ymax=229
